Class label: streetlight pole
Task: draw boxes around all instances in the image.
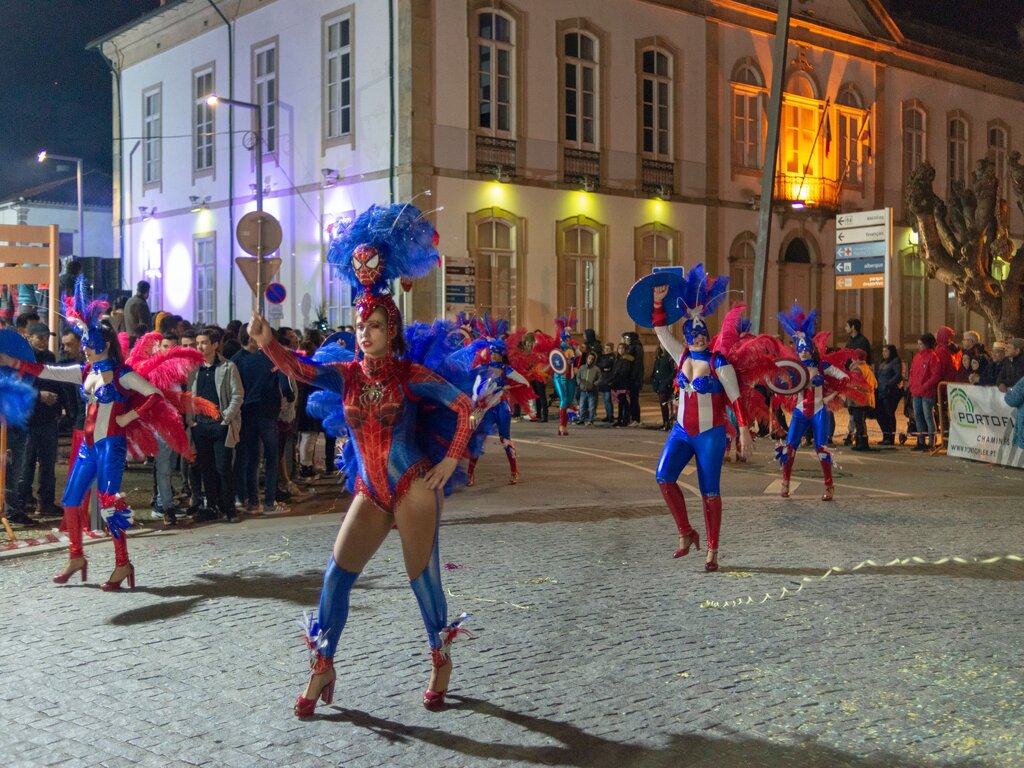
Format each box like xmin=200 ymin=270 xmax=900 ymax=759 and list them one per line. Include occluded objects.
xmin=207 ymin=95 xmax=265 ymax=313
xmin=37 ymin=150 xmax=84 ymax=260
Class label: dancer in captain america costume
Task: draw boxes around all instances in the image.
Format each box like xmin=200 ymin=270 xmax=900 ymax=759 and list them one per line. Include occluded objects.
xmin=775 ymin=305 xmax=865 ymax=501
xmin=466 ymin=332 xmax=534 ymax=486
xmin=533 ymin=312 xmax=580 ymax=436
xmin=629 ymin=265 xmax=750 ymax=572
xmin=248 ymin=201 xmax=476 ymax=717
xmin=0 ymin=277 xmax=213 ymax=589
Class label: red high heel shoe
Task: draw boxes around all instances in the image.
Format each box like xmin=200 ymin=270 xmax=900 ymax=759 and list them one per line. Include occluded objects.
xmin=423 ymin=649 xmax=452 ymax=710
xmin=705 ymin=549 xmax=719 ymax=572
xmin=53 ymin=558 xmax=88 ymax=584
xmin=673 ymin=529 xmax=700 ymax=559
xmin=294 ymin=656 xmax=335 ymax=718
xmin=821 ymin=484 xmax=834 ymax=502
xmin=101 ymin=563 xmax=135 ymax=591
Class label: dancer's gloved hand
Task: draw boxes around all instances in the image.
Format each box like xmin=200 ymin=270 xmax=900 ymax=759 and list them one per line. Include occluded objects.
xmin=101 ymin=506 xmax=134 ymax=540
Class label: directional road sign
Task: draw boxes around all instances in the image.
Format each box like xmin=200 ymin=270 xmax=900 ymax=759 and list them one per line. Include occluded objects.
xmin=835 ymin=258 xmax=886 ymax=275
xmin=835 ymin=210 xmax=886 ymax=229
xmin=836 ymin=225 xmax=887 ymax=245
xmin=835 ymin=241 xmax=886 ymax=260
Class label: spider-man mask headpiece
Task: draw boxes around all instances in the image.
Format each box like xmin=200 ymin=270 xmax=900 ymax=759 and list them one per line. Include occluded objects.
xmin=351 ymin=244 xmax=383 ymax=288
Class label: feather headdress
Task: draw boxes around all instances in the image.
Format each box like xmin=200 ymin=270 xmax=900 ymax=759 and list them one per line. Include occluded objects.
xmin=325 ymin=201 xmax=439 ymax=340
xmin=471 ymin=312 xmax=510 ymax=355
xmin=777 ymin=303 xmax=818 ymax=354
xmin=553 ymin=309 xmax=577 ymax=342
xmin=676 ymin=263 xmax=729 ymax=343
xmin=63 ymin=275 xmax=109 ymax=353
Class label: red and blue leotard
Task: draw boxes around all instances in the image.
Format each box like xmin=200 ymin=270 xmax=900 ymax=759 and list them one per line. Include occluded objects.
xmin=262 ymin=339 xmax=473 ymax=511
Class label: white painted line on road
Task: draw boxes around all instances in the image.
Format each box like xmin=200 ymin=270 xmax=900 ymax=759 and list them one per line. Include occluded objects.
xmin=763 ymin=479 xmax=796 ymax=496
xmin=516 ymin=438 xmax=700 ymax=495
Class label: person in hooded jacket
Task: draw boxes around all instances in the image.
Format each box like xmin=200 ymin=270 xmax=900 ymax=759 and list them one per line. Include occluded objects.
xmin=908 ymin=333 xmax=942 ymax=451
xmin=873 ymin=344 xmax=903 ymax=445
xmin=650 ymin=345 xmax=676 ymax=431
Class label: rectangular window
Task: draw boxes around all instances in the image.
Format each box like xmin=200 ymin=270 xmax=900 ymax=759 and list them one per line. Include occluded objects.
xmin=477 ymin=11 xmax=513 ymax=136
xmin=194 ymin=236 xmax=216 ymax=325
xmin=325 ymin=15 xmax=352 ymax=140
xmin=193 ymin=68 xmax=215 ymax=172
xmin=145 ymin=238 xmax=164 ymax=313
xmin=143 ymin=87 xmax=161 ymax=185
xmin=324 ymin=265 xmax=354 ymax=328
xmin=732 ymin=90 xmax=760 ymax=168
xmin=948 ymin=118 xmax=967 ymax=194
xmin=641 ymin=50 xmax=671 ymax=160
xmin=475 ymin=219 xmax=517 ymax=325
xmin=254 ymin=44 xmax=277 ymax=154
xmin=564 ymin=32 xmax=597 ymax=149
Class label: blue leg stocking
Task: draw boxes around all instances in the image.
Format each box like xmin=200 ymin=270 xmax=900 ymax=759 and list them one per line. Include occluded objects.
xmin=306 ymin=555 xmax=360 ymax=659
xmin=409 ymin=524 xmax=447 ymax=650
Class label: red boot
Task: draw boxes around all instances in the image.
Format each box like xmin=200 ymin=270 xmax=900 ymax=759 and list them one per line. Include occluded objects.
xmin=659 ymin=481 xmax=699 ymax=558
xmin=702 ymin=495 xmax=722 ymax=572
xmin=53 ymin=506 xmax=88 ymax=584
xmin=780 ymin=447 xmax=796 ymax=498
xmin=504 ymin=441 xmax=519 ymax=484
xmin=818 ymin=448 xmax=834 ymax=501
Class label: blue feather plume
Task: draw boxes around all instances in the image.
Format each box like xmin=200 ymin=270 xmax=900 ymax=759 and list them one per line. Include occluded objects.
xmin=326 ymin=202 xmax=439 ymax=295
xmin=677 ymin=263 xmax=729 ymax=319
xmin=0 ymin=371 xmax=37 ymax=430
xmin=777 ymin=303 xmax=818 ymax=341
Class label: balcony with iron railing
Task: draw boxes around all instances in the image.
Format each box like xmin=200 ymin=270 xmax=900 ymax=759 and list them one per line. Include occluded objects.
xmin=773 ymin=172 xmax=841 ymax=212
xmin=564 ymin=147 xmax=600 ymax=189
xmin=475 ymin=135 xmax=517 ymax=177
xmin=641 ymin=158 xmax=674 ymax=196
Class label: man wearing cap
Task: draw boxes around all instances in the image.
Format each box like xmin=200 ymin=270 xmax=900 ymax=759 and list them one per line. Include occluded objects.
xmin=17 ymin=323 xmax=67 ymax=519
xmin=997 ymin=339 xmax=1024 ymax=392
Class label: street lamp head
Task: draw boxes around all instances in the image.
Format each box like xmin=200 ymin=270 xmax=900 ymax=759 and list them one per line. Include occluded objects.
xmin=37 ymin=150 xmax=47 ymax=163
xmin=206 ymin=94 xmax=219 ymax=107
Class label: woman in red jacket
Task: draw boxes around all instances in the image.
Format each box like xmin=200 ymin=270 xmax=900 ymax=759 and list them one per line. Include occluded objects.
xmin=908 ymin=333 xmax=942 ymax=451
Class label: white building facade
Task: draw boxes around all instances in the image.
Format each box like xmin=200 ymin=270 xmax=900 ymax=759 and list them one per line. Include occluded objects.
xmin=91 ymin=0 xmax=1024 ymax=355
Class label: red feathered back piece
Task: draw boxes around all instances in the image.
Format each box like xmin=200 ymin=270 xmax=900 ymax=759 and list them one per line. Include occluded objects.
xmin=122 ymin=337 xmax=219 ymax=461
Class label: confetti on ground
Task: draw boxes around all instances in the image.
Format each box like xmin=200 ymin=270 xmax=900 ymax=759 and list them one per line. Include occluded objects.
xmin=517 ymin=577 xmax=558 ymax=584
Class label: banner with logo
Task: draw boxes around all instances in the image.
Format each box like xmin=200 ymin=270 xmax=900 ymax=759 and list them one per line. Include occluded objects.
xmin=946 ymin=383 xmax=1024 ymax=469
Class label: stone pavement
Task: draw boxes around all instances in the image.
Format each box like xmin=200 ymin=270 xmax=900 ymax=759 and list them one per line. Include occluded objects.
xmin=1 ymin=413 xmax=1022 ymax=768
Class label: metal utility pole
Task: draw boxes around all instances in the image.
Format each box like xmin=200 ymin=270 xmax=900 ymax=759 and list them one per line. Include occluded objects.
xmin=749 ymin=0 xmax=792 ymax=333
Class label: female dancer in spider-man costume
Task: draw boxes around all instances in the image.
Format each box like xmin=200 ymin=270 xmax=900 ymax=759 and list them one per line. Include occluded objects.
xmin=775 ymin=305 xmax=863 ymax=501
xmin=629 ymin=265 xmax=750 ymax=572
xmin=249 ymin=202 xmax=475 ymax=717
xmin=0 ymin=277 xmax=210 ymax=589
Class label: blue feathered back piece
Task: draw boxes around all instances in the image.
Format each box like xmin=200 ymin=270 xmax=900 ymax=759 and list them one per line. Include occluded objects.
xmin=0 ymin=370 xmax=37 ymax=430
xmin=777 ymin=303 xmax=818 ymax=341
xmin=326 ymin=202 xmax=438 ymax=294
xmin=678 ymin=263 xmax=729 ymax=319
xmin=471 ymin=312 xmax=509 ymax=341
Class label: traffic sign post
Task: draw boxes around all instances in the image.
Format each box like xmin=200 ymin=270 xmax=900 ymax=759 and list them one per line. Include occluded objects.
xmin=835 ymin=207 xmax=892 ymax=342
xmin=236 ymin=211 xmax=283 ymax=315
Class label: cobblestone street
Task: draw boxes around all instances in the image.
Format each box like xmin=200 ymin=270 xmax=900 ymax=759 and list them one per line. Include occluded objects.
xmin=2 ymin=417 xmax=1022 ymax=767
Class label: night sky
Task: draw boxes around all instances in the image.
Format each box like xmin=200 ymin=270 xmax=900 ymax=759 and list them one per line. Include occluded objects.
xmin=0 ymin=0 xmax=1018 ymax=202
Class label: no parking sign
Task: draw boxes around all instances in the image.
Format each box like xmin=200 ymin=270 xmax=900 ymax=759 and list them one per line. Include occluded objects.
xmin=265 ymin=282 xmax=287 ymax=304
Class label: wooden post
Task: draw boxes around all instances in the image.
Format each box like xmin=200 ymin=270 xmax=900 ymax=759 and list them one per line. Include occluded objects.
xmin=0 ymin=423 xmax=14 ymax=543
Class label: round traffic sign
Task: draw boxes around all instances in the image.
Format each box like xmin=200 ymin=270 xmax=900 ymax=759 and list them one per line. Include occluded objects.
xmin=265 ymin=282 xmax=287 ymax=304
xmin=236 ymin=211 xmax=283 ymax=257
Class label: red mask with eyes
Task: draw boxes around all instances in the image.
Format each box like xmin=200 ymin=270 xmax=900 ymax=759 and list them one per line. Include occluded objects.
xmin=351 ymin=244 xmax=383 ymax=287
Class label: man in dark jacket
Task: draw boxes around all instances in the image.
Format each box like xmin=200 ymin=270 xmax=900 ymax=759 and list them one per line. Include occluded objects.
xmin=232 ymin=324 xmax=293 ymax=514
xmin=842 ymin=318 xmax=872 ymax=443
xmin=596 ymin=341 xmax=616 ymax=422
xmin=123 ymin=280 xmax=153 ymax=334
xmin=997 ymin=338 xmax=1024 ymax=392
xmin=623 ymin=331 xmax=644 ymax=425
xmin=18 ymin=323 xmax=66 ymax=518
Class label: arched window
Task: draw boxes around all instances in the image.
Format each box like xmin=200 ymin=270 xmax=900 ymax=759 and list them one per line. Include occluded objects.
xmin=475 ymin=8 xmax=515 ymax=137
xmin=781 ymin=71 xmax=824 ymax=195
xmin=468 ymin=207 xmax=521 ymax=325
xmin=557 ymin=216 xmax=606 ymax=336
xmin=640 ymin=48 xmax=672 ymax=160
xmin=948 ymin=114 xmax=969 ymax=194
xmin=731 ymin=60 xmax=765 ymax=170
xmin=783 ymin=238 xmax=811 ymax=264
xmin=836 ymin=84 xmax=866 ymax=187
xmin=902 ymin=101 xmax=927 ymax=220
xmin=988 ymin=122 xmax=1010 ymax=201
xmin=728 ymin=231 xmax=757 ymax=302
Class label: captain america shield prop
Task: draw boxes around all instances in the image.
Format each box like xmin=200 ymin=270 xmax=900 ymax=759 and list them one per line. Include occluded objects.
xmin=549 ymin=349 xmax=569 ymax=376
xmin=768 ymin=358 xmax=809 ymax=395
